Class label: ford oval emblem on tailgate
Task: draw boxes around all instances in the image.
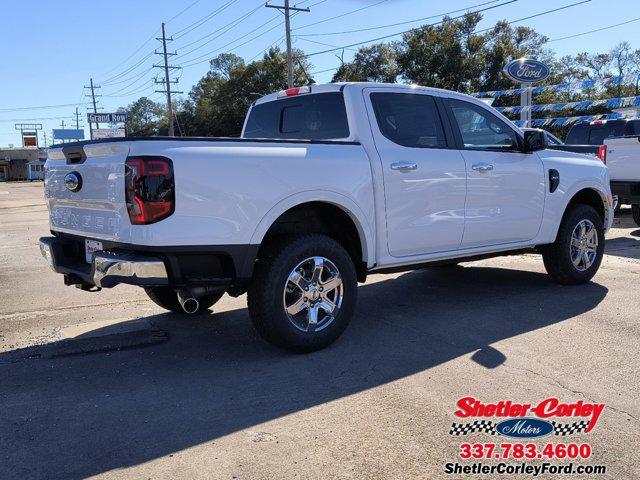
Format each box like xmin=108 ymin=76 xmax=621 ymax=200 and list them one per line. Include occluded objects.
xmin=64 ymin=172 xmax=82 ymax=192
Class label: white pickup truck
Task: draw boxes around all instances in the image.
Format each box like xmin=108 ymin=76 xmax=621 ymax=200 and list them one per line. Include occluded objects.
xmin=40 ymin=83 xmax=613 ymax=352
xmin=566 ymin=118 xmax=640 ymax=224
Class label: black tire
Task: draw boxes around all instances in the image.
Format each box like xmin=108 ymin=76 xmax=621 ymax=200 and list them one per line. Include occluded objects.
xmin=541 ymin=204 xmax=605 ymax=285
xmin=247 ymin=234 xmax=358 ymax=353
xmin=632 ymin=204 xmax=640 ymax=227
xmin=144 ymin=287 xmax=224 ymax=314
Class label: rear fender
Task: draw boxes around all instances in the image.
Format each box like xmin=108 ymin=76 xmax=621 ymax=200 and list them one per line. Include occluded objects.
xmin=249 ymin=190 xmax=375 ymax=267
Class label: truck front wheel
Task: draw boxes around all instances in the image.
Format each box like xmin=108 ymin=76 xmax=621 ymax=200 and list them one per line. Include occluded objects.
xmin=632 ymin=204 xmax=640 ymax=227
xmin=248 ymin=234 xmax=358 ymax=353
xmin=541 ymin=204 xmax=605 ymax=285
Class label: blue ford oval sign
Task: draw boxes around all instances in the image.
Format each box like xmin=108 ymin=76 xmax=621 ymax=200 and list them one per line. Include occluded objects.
xmin=496 ymin=418 xmax=554 ymax=438
xmin=503 ymin=58 xmax=550 ymax=84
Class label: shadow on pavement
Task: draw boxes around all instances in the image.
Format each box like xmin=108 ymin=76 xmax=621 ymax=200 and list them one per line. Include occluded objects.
xmin=0 ymin=265 xmax=608 ymax=480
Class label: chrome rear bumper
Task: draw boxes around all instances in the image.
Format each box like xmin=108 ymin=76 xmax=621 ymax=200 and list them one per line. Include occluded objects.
xmin=39 ymin=237 xmax=168 ymax=288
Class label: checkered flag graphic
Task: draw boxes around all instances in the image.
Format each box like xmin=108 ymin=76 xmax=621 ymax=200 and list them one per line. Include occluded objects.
xmin=449 ymin=420 xmax=497 ymax=436
xmin=551 ymin=420 xmax=591 ymax=436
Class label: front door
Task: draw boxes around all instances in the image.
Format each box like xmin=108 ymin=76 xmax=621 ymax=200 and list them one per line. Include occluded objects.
xmin=445 ymin=98 xmax=545 ymax=248
xmin=365 ymin=89 xmax=467 ymax=257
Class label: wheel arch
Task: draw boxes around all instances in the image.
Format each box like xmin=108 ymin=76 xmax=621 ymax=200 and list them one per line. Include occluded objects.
xmin=551 ymin=186 xmax=610 ymax=243
xmin=249 ymin=192 xmax=374 ymax=280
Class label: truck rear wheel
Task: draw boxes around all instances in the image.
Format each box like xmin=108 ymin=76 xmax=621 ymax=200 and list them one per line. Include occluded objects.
xmin=248 ymin=234 xmax=358 ymax=353
xmin=541 ymin=204 xmax=605 ymax=285
xmin=145 ymin=287 xmax=224 ymax=314
xmin=632 ymin=204 xmax=640 ymax=227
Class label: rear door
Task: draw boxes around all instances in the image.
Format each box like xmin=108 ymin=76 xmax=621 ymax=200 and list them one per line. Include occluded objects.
xmin=365 ymin=88 xmax=467 ymax=257
xmin=444 ymin=98 xmax=545 ymax=248
xmin=45 ymin=142 xmax=131 ymax=242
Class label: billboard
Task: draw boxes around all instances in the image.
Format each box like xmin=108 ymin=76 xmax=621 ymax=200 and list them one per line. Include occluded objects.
xmin=87 ymin=113 xmax=128 ymax=123
xmin=53 ymin=129 xmax=85 ymax=141
xmin=92 ymin=128 xmax=126 ymax=140
xmin=23 ymin=135 xmax=37 ymax=147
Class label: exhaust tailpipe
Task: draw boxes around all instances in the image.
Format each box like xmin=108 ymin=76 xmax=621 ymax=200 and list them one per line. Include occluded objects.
xmin=177 ymin=290 xmax=200 ymax=314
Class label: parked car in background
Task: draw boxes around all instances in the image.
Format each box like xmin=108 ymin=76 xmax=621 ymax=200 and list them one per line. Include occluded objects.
xmin=40 ymin=83 xmax=613 ymax=352
xmin=522 ymin=127 xmax=605 ymax=160
xmin=566 ymin=119 xmax=640 ymax=224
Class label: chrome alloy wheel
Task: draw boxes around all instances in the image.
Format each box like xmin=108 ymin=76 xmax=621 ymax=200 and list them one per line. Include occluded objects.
xmin=570 ymin=219 xmax=599 ymax=272
xmin=283 ymin=256 xmax=344 ymax=333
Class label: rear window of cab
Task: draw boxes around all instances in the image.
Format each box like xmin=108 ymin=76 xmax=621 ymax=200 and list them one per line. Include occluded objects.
xmin=244 ymin=92 xmax=350 ymax=140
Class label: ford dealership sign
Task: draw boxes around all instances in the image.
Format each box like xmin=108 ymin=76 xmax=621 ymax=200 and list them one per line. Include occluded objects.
xmin=503 ymin=58 xmax=550 ymax=84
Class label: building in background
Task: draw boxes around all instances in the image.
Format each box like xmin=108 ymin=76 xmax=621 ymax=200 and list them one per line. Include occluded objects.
xmin=0 ymin=147 xmax=42 ymax=181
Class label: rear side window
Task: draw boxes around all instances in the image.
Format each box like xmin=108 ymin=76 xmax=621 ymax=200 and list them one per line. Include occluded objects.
xmin=244 ymin=92 xmax=349 ymax=140
xmin=370 ymin=92 xmax=446 ymax=148
xmin=626 ymin=120 xmax=640 ymax=135
xmin=566 ymin=125 xmax=588 ymax=144
xmin=568 ymin=121 xmax=629 ymax=145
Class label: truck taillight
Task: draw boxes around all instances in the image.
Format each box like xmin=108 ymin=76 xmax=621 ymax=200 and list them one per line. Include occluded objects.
xmin=125 ymin=156 xmax=175 ymax=225
xmin=597 ymin=145 xmax=607 ymax=164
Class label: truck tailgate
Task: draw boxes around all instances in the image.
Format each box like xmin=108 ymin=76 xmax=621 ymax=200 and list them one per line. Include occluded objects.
xmin=45 ymin=142 xmax=131 ymax=242
xmin=606 ymin=136 xmax=640 ymax=181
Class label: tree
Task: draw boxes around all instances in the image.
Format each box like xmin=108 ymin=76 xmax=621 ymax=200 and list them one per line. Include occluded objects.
xmin=119 ymin=97 xmax=163 ymax=136
xmin=185 ymin=47 xmax=312 ymax=137
xmin=332 ymin=44 xmax=399 ymax=83
xmin=396 ymin=13 xmax=486 ymax=92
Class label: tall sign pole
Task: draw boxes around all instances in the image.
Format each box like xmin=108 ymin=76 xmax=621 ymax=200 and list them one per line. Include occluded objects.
xmin=266 ymin=1 xmax=310 ymax=89
xmin=520 ymin=82 xmax=532 ymax=127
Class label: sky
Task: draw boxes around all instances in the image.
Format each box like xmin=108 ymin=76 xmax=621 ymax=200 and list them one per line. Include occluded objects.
xmin=1 ymin=0 xmax=639 ymax=147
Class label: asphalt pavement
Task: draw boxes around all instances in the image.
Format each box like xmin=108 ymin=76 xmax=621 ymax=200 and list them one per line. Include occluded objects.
xmin=1 ymin=181 xmax=638 ymax=479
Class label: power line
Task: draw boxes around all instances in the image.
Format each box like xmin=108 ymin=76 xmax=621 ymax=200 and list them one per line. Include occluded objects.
xmin=178 ymin=15 xmax=287 ymax=67
xmin=177 ymin=0 xmax=322 ymax=67
xmin=0 ymin=103 xmax=80 ymax=113
xmin=474 ymin=0 xmax=592 ymax=34
xmin=98 ymin=30 xmax=160 ymax=79
xmin=295 ymin=0 xmax=502 ymax=37
xmin=174 ymin=2 xmax=265 ymax=57
xmin=166 ymin=0 xmax=203 ymax=24
xmin=100 ymin=51 xmax=155 ymax=85
xmin=295 ymin=36 xmax=357 ymax=51
xmin=0 ymin=116 xmax=74 ymax=123
xmin=102 ymin=67 xmax=155 ymax=96
xmin=173 ymin=0 xmax=240 ymax=39
xmin=302 ymin=0 xmax=519 ymax=57
xmin=293 ymin=0 xmax=389 ymax=31
xmin=547 ymin=16 xmax=640 ymax=43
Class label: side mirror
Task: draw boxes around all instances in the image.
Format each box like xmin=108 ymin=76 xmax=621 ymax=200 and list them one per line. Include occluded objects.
xmin=522 ymin=129 xmax=548 ymax=153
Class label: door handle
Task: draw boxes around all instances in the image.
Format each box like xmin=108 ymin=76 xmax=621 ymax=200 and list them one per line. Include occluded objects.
xmin=472 ymin=163 xmax=494 ymax=172
xmin=391 ymin=162 xmax=418 ymax=171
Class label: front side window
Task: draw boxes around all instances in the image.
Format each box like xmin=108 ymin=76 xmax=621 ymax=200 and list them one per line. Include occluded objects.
xmin=449 ymin=99 xmax=519 ymax=151
xmin=370 ymin=92 xmax=446 ymax=148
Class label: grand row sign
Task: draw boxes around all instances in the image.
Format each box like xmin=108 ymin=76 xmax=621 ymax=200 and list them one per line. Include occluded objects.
xmin=87 ymin=113 xmax=128 ymax=123
xmin=503 ymin=58 xmax=550 ymax=84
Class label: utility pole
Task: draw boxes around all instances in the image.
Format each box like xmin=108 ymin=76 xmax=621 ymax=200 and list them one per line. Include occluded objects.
xmin=266 ymin=0 xmax=310 ymax=89
xmin=72 ymin=107 xmax=83 ymax=130
xmin=84 ymin=78 xmax=101 ymax=139
xmin=155 ymin=23 xmax=182 ymax=136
